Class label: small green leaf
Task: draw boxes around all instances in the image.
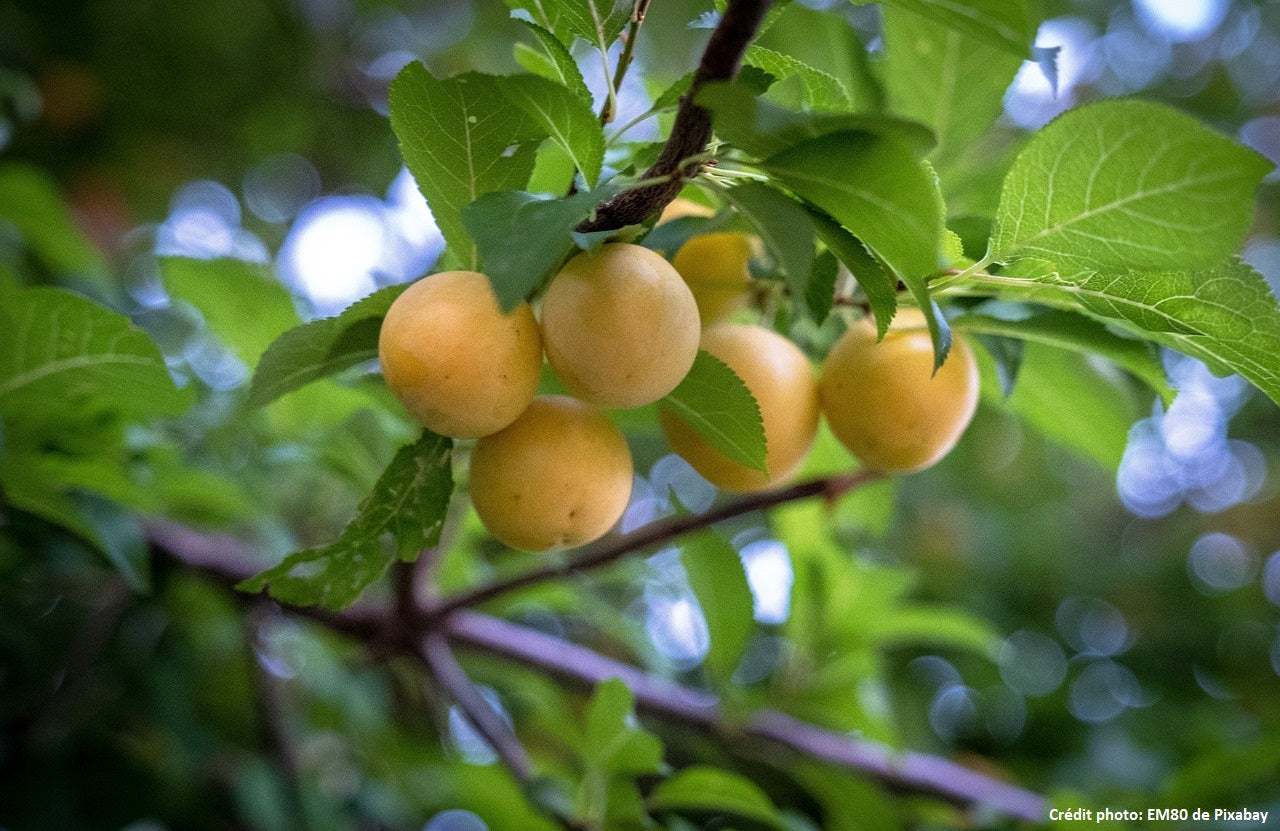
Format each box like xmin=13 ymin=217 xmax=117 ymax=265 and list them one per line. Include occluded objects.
xmin=990 ymin=100 xmax=1272 ymax=273
xmin=248 ymin=284 xmax=408 ymax=407
xmin=698 ymin=81 xmax=934 ymax=162
xmin=805 ymin=251 xmax=838 ymax=326
xmin=499 ymin=74 xmax=605 ymax=188
xmin=648 ymin=766 xmax=787 ymax=831
xmin=763 ymin=130 xmax=944 ymax=284
xmin=881 ymin=5 xmax=1023 ymax=184
xmin=807 ymin=211 xmax=896 ymax=336
xmin=238 ymin=431 xmax=454 ymax=609
xmin=864 ymin=0 xmax=1044 ymax=59
xmin=681 ymin=531 xmax=754 ymax=683
xmin=462 ymin=185 xmax=617 ymax=311
xmin=159 ymin=257 xmax=300 ymax=365
xmin=582 ymin=679 xmax=664 ymax=775
xmin=744 ymin=46 xmax=853 ymax=112
xmin=719 ymin=182 xmax=816 ymax=318
xmin=660 ymin=350 xmax=766 ymax=475
xmin=390 ymin=65 xmax=545 ymax=269
xmin=0 ymin=286 xmax=191 ymax=419
xmin=515 ymin=19 xmax=591 ymax=101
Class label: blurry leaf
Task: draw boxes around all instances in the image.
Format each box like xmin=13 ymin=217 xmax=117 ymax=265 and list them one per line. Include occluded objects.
xmin=698 ymin=81 xmax=935 ymax=161
xmin=719 ymin=182 xmax=816 ymax=318
xmin=745 ymin=46 xmax=852 ymax=112
xmin=582 ymin=678 xmax=664 ymax=774
xmin=159 ymin=256 xmax=300 ymax=365
xmin=0 ymin=286 xmax=191 ymax=419
xmin=390 ymin=65 xmax=544 ymax=269
xmin=864 ymin=605 xmax=998 ymax=655
xmin=999 ymin=341 xmax=1144 ymax=469
xmin=462 ymin=185 xmax=617 ymax=311
xmin=515 ymin=20 xmax=592 ymax=101
xmin=858 ymin=0 xmax=1044 ymax=59
xmin=953 ymin=304 xmax=1172 ymax=402
xmin=648 ymin=766 xmax=788 ymax=831
xmin=660 ymin=350 xmax=766 ymax=474
xmin=238 ymin=431 xmax=453 ymax=609
xmin=651 ymin=72 xmax=693 ymax=112
xmin=500 ymin=74 xmax=605 ymax=187
xmin=248 ymin=284 xmax=408 ymax=407
xmin=990 ymin=100 xmax=1271 ymax=274
xmin=681 ymin=531 xmax=754 ymax=683
xmin=881 ymin=5 xmax=1023 ymax=184
xmin=0 ymin=163 xmax=108 ymax=284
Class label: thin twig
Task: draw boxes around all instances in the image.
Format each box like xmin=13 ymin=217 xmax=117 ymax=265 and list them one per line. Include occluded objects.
xmin=577 ymin=0 xmax=775 ymax=232
xmin=428 ymin=470 xmax=881 ymax=619
xmin=600 ymin=0 xmax=652 ymax=124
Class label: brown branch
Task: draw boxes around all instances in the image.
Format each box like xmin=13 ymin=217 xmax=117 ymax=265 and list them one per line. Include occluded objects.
xmin=577 ymin=0 xmax=775 ymax=232
xmin=428 ymin=470 xmax=881 ymax=619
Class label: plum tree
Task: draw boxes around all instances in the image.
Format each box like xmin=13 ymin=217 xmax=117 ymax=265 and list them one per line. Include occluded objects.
xmin=468 ymin=394 xmax=633 ymax=551
xmin=377 ymin=270 xmax=542 ymax=438
xmin=820 ymin=309 xmax=979 ymax=472
xmin=671 ymin=231 xmax=756 ymax=324
xmin=540 ymin=242 xmax=700 ymax=409
xmin=661 ymin=323 xmax=820 ymax=492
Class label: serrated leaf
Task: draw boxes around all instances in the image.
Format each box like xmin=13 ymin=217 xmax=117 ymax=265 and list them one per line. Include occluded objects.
xmin=159 ymin=257 xmax=300 ymax=365
xmin=881 ymin=5 xmax=1023 ymax=183
xmin=698 ymin=80 xmax=934 ymax=161
xmin=248 ymin=284 xmax=408 ymax=407
xmin=745 ymin=46 xmax=853 ymax=112
xmin=763 ymin=130 xmax=944 ymax=284
xmin=0 ymin=286 xmax=190 ymax=419
xmin=500 ymin=74 xmax=605 ymax=187
xmin=953 ymin=303 xmax=1172 ymax=402
xmin=805 ymin=251 xmax=839 ymax=326
xmin=552 ymin=0 xmax=631 ymax=54
xmin=463 ymin=185 xmax=617 ymax=311
xmin=862 ymin=0 xmax=1044 ymax=59
xmin=390 ymin=65 xmax=545 ymax=270
xmin=648 ymin=766 xmax=787 ymax=831
xmin=990 ymin=100 xmax=1272 ymax=273
xmin=238 ymin=431 xmax=453 ymax=609
xmin=515 ymin=19 xmax=591 ymax=101
xmin=719 ymin=182 xmax=815 ymax=317
xmin=681 ymin=531 xmax=754 ymax=682
xmin=808 ymin=211 xmax=897 ymax=336
xmin=660 ymin=350 xmax=766 ymax=474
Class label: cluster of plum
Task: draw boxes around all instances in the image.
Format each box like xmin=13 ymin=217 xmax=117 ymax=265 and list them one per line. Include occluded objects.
xmin=377 ymin=203 xmax=979 ymax=552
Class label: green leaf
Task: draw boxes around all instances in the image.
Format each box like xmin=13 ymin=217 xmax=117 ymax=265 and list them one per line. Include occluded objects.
xmin=648 ymin=766 xmax=787 ymax=831
xmin=985 ymin=259 xmax=1280 ymax=406
xmin=515 ymin=19 xmax=592 ymax=101
xmin=550 ymin=0 xmax=631 ymax=54
xmin=719 ymin=182 xmax=816 ymax=317
xmin=805 ymin=250 xmax=839 ymax=326
xmin=1000 ymin=341 xmax=1145 ymax=469
xmin=681 ymin=531 xmax=754 ymax=682
xmin=389 ymin=65 xmax=545 ymax=269
xmin=990 ymin=100 xmax=1272 ymax=274
xmin=763 ymin=130 xmax=944 ymax=284
xmin=582 ymin=679 xmax=664 ymax=775
xmin=868 ymin=0 xmax=1044 ymax=59
xmin=808 ymin=211 xmax=896 ymax=336
xmin=0 ymin=163 xmax=109 ymax=283
xmin=953 ymin=304 xmax=1172 ymax=401
xmin=660 ymin=350 xmax=766 ymax=474
xmin=864 ymin=605 xmax=998 ymax=655
xmin=248 ymin=284 xmax=408 ymax=407
xmin=744 ymin=46 xmax=853 ymax=112
xmin=881 ymin=5 xmax=1023 ymax=183
xmin=462 ymin=186 xmax=616 ymax=311
xmin=238 ymin=431 xmax=454 ymax=609
xmin=697 ymin=80 xmax=935 ymax=161
xmin=159 ymin=257 xmax=300 ymax=366
xmin=0 ymin=286 xmax=191 ymax=419
xmin=499 ymin=74 xmax=604 ymax=188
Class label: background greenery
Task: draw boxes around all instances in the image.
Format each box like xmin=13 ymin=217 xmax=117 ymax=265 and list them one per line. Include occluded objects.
xmin=2 ymin=0 xmax=1279 ymax=829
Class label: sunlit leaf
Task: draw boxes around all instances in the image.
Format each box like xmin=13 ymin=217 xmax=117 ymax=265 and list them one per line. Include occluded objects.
xmin=660 ymin=350 xmax=766 ymax=474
